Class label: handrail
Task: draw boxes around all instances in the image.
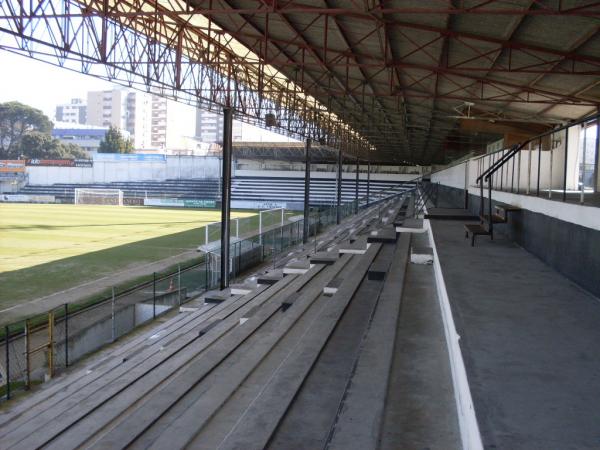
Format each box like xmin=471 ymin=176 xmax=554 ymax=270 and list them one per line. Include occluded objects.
xmin=471 ymin=111 xmax=600 ymax=163
xmin=475 ymin=144 xmax=519 ymax=184
xmin=483 ymin=141 xmax=529 ymax=181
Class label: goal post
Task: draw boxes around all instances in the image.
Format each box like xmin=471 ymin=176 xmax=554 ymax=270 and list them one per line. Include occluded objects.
xmin=74 ymin=188 xmax=124 ymax=206
xmin=259 ymin=208 xmax=285 ymax=234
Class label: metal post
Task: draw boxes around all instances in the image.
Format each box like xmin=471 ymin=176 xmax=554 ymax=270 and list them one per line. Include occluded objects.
xmin=220 ymin=106 xmax=233 ymax=290
xmin=48 ymin=311 xmax=54 ymax=379
xmin=596 ymin=116 xmax=600 ymax=193
xmin=464 ymin=160 xmax=469 ymax=209
xmin=500 ymin=150 xmax=504 ymax=191
xmin=488 ymin=180 xmax=493 ymax=238
xmin=355 ymin=157 xmax=359 ymax=214
xmin=64 ymin=303 xmax=69 ymax=367
xmin=549 ymin=142 xmax=554 ymax=199
xmin=24 ymin=320 xmax=30 ymax=390
xmin=366 ymin=160 xmax=370 ymax=205
xmin=479 ymin=177 xmax=484 ymax=219
xmin=527 ymin=142 xmax=532 ymax=195
xmin=259 ymin=212 xmax=262 ymax=246
xmin=4 ymin=325 xmax=10 ymax=400
xmin=336 ymin=149 xmax=342 ymax=224
xmin=581 ymin=124 xmax=587 ymax=204
xmin=112 ymin=287 xmax=116 ymax=341
xmin=511 ymin=152 xmax=515 ymax=193
xmin=563 ymin=127 xmax=569 ymax=201
xmin=152 ymin=273 xmax=156 ymax=319
xmin=302 ymin=138 xmax=311 ymax=244
xmin=537 ymin=137 xmax=542 ymax=196
xmin=178 ymin=264 xmax=181 ymax=306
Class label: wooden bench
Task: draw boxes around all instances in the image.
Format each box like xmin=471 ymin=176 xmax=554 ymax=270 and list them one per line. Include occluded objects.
xmin=495 ymin=204 xmax=522 ymax=221
xmin=257 ymin=272 xmax=284 ymax=286
xmin=309 ymin=251 xmax=339 ymax=265
xmin=480 ymin=213 xmax=506 ymax=224
xmin=464 ymin=223 xmax=491 ymax=246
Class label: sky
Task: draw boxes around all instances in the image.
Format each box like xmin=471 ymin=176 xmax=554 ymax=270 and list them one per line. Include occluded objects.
xmin=0 ymin=50 xmax=296 ymax=142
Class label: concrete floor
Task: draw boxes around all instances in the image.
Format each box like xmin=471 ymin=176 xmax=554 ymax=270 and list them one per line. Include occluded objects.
xmin=432 ymin=220 xmax=600 ymax=450
xmin=380 ymin=232 xmax=461 ymax=450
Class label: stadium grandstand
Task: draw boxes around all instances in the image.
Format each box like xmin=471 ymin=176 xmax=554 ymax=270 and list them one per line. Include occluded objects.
xmin=13 ymin=176 xmax=410 ymax=206
xmin=1 ymin=2 xmax=600 ymax=450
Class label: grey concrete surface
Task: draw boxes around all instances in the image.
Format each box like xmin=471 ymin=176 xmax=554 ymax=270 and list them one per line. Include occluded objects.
xmin=268 ymin=247 xmax=394 ymax=449
xmin=432 ymin=219 xmax=600 ymax=450
xmin=436 ymin=183 xmax=600 ymax=298
xmin=379 ymin=232 xmax=461 ymax=450
xmin=328 ymin=234 xmax=411 ymax=450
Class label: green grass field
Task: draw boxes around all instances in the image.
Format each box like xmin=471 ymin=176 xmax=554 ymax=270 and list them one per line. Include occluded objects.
xmin=0 ymin=204 xmax=256 ymax=307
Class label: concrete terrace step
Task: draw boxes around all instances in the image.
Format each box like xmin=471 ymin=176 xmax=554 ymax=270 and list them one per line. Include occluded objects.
xmin=0 ymin=195 xmax=446 ymax=450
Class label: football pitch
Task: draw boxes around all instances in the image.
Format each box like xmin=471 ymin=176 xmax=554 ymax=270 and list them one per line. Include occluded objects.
xmin=0 ymin=203 xmax=255 ymax=308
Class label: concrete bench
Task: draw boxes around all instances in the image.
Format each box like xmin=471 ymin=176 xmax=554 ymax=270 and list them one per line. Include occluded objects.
xmin=210 ymin=246 xmax=381 ymax=450
xmin=367 ymin=227 xmax=398 ymax=244
xmin=205 ymin=295 xmax=228 ymax=304
xmin=396 ymin=218 xmax=425 ymax=233
xmin=257 ymin=272 xmax=284 ymax=286
xmin=230 ymin=283 xmax=256 ymax=295
xmin=197 ymin=319 xmax=222 ymax=337
xmin=411 ymin=246 xmax=434 ymax=264
xmin=324 ymin=277 xmax=343 ymax=295
xmin=327 ymin=234 xmax=411 ymax=450
xmin=368 ymin=258 xmax=390 ymax=280
xmin=310 ymin=251 xmax=339 ymax=265
xmin=339 ymin=239 xmax=369 ymax=255
xmin=283 ymin=259 xmax=312 ymax=274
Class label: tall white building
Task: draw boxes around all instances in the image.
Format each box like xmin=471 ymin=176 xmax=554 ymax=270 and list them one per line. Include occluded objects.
xmin=86 ymin=88 xmax=152 ymax=149
xmin=151 ymin=97 xmax=196 ymax=150
xmin=126 ymin=91 xmax=152 ymax=149
xmin=55 ymin=98 xmax=86 ymax=124
xmin=85 ymin=88 xmax=196 ymax=150
xmin=195 ymin=108 xmax=242 ymax=143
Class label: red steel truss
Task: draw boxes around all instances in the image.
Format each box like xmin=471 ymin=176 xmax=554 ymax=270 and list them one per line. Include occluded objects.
xmin=0 ymin=0 xmax=599 ymax=163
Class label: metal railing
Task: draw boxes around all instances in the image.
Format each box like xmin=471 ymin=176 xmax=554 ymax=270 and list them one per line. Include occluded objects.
xmin=473 ymin=112 xmax=600 ymax=206
xmin=0 ymin=257 xmax=208 ymax=401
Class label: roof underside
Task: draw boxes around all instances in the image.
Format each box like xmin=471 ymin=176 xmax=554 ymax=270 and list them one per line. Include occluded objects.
xmin=190 ymin=0 xmax=600 ymax=164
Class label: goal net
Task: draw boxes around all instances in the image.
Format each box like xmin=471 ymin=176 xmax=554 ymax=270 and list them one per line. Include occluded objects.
xmin=74 ymin=188 xmax=124 ymax=206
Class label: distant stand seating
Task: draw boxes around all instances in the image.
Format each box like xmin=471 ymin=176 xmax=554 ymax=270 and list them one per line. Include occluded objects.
xmin=231 ymin=176 xmax=412 ymax=206
xmin=16 ymin=179 xmax=220 ymax=203
xmin=15 ymin=175 xmax=412 ymax=206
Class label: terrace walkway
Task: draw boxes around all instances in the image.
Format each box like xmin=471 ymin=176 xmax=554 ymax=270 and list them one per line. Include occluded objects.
xmin=431 ymin=219 xmax=600 ymax=449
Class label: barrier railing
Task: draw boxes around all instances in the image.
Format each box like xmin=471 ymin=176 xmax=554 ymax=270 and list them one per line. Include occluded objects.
xmin=473 ymin=112 xmax=600 ymax=205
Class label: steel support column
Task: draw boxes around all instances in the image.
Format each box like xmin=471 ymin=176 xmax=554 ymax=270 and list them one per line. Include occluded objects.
xmin=355 ymin=157 xmax=359 ymax=213
xmin=220 ymin=107 xmax=233 ymax=290
xmin=303 ymin=138 xmax=311 ymax=243
xmin=366 ymin=160 xmax=371 ymax=205
xmin=595 ymin=114 xmax=600 ymax=193
xmin=336 ymin=149 xmax=343 ymax=224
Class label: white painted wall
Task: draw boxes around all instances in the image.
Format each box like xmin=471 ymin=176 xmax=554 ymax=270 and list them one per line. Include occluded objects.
xmin=431 ymin=162 xmax=467 ymax=190
xmin=27 ymin=156 xmax=221 ymax=185
xmin=435 ymin=129 xmax=582 ymax=194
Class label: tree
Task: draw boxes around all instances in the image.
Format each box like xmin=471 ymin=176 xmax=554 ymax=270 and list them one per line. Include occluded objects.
xmin=0 ymin=101 xmax=53 ymax=158
xmin=98 ymin=126 xmax=134 ymax=153
xmin=17 ymin=132 xmax=89 ymax=159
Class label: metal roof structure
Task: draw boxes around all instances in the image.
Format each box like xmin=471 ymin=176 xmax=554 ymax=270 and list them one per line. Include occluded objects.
xmin=0 ymin=0 xmax=599 ymax=164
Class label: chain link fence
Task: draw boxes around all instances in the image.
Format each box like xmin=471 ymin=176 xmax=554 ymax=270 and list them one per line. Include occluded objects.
xmin=0 ymin=257 xmax=207 ymax=402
